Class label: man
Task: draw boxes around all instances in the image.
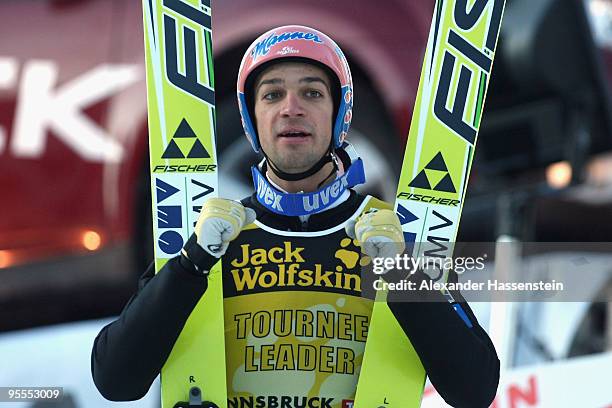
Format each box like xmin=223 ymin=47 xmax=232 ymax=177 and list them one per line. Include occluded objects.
xmin=92 ymin=25 xmax=499 ymax=407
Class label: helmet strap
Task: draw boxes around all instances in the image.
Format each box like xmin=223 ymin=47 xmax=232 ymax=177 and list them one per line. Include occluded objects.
xmin=261 ymin=140 xmax=337 ymax=182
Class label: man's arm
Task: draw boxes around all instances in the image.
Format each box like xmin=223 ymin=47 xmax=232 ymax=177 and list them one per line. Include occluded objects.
xmin=346 ymin=206 xmax=499 ymax=407
xmin=91 ymin=198 xmax=255 ymax=401
xmin=387 ymin=270 xmax=500 ymax=408
xmin=91 ymin=255 xmax=208 ymax=401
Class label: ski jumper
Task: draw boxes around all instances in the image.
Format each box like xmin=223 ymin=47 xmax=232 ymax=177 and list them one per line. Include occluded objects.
xmin=92 ymin=191 xmax=499 ymax=408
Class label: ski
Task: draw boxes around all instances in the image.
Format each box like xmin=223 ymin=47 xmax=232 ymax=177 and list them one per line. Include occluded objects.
xmin=354 ymin=1 xmax=506 ymax=406
xmin=142 ymin=0 xmax=227 ymax=407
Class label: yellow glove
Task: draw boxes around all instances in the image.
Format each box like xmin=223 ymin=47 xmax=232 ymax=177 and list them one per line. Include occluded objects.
xmin=345 ymin=208 xmax=405 ymax=265
xmin=194 ymin=198 xmax=257 ymax=257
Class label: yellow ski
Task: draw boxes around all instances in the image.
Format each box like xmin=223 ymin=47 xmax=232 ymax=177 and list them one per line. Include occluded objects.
xmin=354 ymin=1 xmax=506 ymax=406
xmin=142 ymin=0 xmax=227 ymax=406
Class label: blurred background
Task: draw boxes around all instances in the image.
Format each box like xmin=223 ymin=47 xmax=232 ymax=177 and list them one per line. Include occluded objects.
xmin=1 ymin=0 xmax=612 ymax=406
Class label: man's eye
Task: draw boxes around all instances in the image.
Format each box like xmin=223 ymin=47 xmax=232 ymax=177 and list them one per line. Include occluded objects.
xmin=263 ymin=91 xmax=281 ymax=100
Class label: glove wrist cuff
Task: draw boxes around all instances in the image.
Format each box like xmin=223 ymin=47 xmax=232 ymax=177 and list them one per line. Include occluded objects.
xmin=182 ymin=233 xmax=220 ymax=274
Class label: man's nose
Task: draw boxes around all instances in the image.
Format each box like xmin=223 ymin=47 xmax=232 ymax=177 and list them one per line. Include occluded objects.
xmin=280 ymin=92 xmax=305 ymax=117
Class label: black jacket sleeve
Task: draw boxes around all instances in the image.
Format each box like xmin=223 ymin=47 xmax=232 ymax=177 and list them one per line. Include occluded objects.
xmin=387 ymin=270 xmax=500 ymax=408
xmin=91 ymin=256 xmax=208 ymax=401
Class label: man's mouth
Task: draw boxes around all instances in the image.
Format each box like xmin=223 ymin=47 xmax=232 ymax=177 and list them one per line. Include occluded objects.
xmin=277 ymin=130 xmax=311 ymax=138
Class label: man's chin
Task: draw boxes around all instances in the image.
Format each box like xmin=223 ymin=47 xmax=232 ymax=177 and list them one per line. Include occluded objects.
xmin=269 ymin=155 xmax=317 ymax=172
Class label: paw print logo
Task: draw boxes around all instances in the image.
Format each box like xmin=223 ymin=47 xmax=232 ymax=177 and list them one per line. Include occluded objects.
xmin=335 ymin=238 xmax=371 ymax=271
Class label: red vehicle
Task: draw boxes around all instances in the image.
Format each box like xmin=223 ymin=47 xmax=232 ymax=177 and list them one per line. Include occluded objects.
xmin=0 ymin=0 xmax=435 ymax=331
xmin=1 ymin=0 xmax=611 ymax=331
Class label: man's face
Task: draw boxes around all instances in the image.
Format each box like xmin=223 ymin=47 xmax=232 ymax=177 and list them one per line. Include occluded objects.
xmin=254 ymin=61 xmax=334 ymax=173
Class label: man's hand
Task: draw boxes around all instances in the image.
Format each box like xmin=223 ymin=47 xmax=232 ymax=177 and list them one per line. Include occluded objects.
xmin=345 ymin=208 xmax=405 ymax=261
xmin=193 ymin=198 xmax=257 ymax=257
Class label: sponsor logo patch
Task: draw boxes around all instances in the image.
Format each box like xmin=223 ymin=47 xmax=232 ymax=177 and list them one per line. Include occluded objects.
xmin=408 ymin=151 xmax=456 ymax=193
xmin=161 ymin=118 xmax=210 ymax=159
